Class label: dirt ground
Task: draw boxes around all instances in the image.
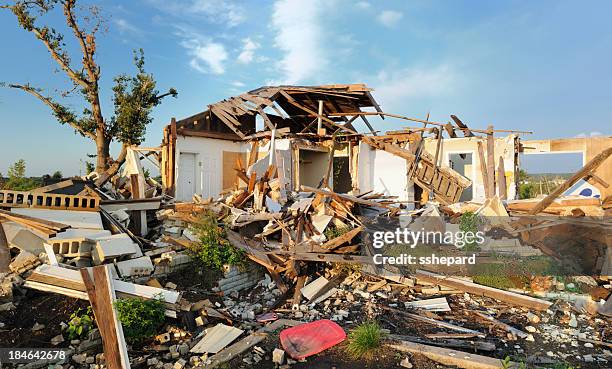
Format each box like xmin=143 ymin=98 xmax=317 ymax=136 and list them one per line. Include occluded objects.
xmin=0 ymin=291 xmax=87 ymax=348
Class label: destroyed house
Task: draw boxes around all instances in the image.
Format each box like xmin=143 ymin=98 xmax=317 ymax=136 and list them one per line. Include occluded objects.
xmin=160 ymin=84 xmax=535 ymax=205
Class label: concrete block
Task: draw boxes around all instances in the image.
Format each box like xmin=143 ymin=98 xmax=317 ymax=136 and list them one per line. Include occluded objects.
xmin=49 ymin=238 xmax=94 ymax=257
xmin=115 ymin=256 xmax=154 ymax=277
xmin=92 ymin=234 xmax=139 ymax=264
xmin=9 ymin=229 xmax=46 ymax=254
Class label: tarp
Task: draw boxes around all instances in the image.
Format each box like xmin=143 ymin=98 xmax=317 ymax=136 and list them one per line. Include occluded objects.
xmin=280 ymin=319 xmax=346 ymax=359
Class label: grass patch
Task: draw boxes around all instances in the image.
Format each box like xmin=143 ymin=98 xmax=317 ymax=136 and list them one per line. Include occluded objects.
xmin=346 ymin=321 xmax=386 ymax=359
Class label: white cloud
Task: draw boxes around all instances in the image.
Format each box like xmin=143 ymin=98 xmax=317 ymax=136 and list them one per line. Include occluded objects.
xmin=237 ymin=38 xmax=260 ymax=64
xmin=113 ymin=18 xmax=143 ymax=35
xmin=190 ymin=0 xmax=245 ymax=27
xmin=377 ymin=10 xmax=403 ymax=28
xmin=146 ymin=0 xmax=245 ymax=27
xmin=271 ymin=0 xmax=328 ymax=84
xmin=356 ymin=1 xmax=371 ymax=10
xmin=372 ymin=65 xmax=457 ymax=111
xmin=231 ymin=81 xmax=245 ymax=87
xmin=181 ymin=37 xmax=228 ymax=74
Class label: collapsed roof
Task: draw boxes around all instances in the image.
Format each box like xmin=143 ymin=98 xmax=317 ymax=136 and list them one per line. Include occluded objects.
xmin=175 ymin=84 xmax=382 ymax=139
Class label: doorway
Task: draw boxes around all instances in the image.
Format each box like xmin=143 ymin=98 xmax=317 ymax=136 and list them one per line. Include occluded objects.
xmin=448 ymin=152 xmax=473 ymax=202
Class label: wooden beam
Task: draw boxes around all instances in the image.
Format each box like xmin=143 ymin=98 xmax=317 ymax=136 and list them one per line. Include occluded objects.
xmin=529 ymin=146 xmax=612 ymax=214
xmin=416 ymin=270 xmax=553 ymax=311
xmin=360 ymin=115 xmax=377 ymax=136
xmin=279 ymin=90 xmax=356 ymax=134
xmin=300 ymin=185 xmax=391 ymax=208
xmin=292 ymin=275 xmax=307 ymax=306
xmin=450 ymin=115 xmax=474 ymax=137
xmin=388 ymin=340 xmax=520 ymax=369
xmin=486 ymin=125 xmax=496 ymax=198
xmin=177 ymin=129 xmax=242 ymax=141
xmin=321 ymin=226 xmax=363 ymax=250
xmin=497 ymin=156 xmax=507 ymax=200
xmin=31 ymin=179 xmax=75 ymax=193
xmin=477 ymin=141 xmax=491 ymax=199
xmin=81 ymin=267 xmax=130 ymax=369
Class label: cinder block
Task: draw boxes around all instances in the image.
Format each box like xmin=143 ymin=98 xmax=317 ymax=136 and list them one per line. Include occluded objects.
xmin=49 ymin=238 xmax=94 ymax=257
xmin=115 ymin=256 xmax=154 ymax=277
xmin=9 ymin=229 xmax=46 ymax=254
xmin=92 ymin=234 xmax=138 ymax=264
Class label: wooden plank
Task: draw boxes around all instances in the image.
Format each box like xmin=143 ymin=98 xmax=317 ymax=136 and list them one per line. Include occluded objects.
xmin=529 ymin=146 xmax=612 ymax=214
xmin=388 ymin=340 xmax=515 ymax=368
xmin=0 ymin=209 xmax=69 ymax=231
xmin=84 ymin=266 xmax=130 ymax=369
xmin=450 ymin=115 xmax=474 ymax=137
xmin=292 ymin=275 xmax=307 ymax=306
xmin=497 ymin=156 xmax=507 ymax=200
xmin=471 ymin=311 xmax=527 ymax=339
xmin=416 ymin=270 xmax=552 ymax=311
xmin=300 ymin=185 xmax=390 ymax=209
xmin=486 ymin=126 xmax=496 ymax=199
xmin=320 ymin=226 xmax=362 ymax=250
xmin=477 ymin=141 xmax=491 ymax=199
xmin=380 ymin=306 xmax=484 ymax=335
xmin=31 ymin=179 xmax=75 ymax=193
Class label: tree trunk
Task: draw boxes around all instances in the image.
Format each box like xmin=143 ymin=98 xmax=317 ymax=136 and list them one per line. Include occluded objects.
xmin=95 ymin=129 xmax=111 ymax=173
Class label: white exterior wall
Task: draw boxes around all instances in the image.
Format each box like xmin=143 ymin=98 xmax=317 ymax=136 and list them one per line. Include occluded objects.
xmin=174 ymin=136 xmax=292 ymax=201
xmin=175 ymin=136 xmax=245 ymax=201
xmin=358 ymin=142 xmax=414 ymax=206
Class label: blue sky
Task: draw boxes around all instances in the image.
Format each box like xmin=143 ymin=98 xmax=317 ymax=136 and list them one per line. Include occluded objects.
xmin=0 ymin=0 xmax=610 ymax=176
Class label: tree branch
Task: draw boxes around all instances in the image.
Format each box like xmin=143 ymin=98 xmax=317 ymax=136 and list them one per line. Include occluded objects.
xmin=31 ymin=26 xmax=89 ymax=88
xmin=6 ymin=83 xmax=95 ymax=140
xmin=62 ymin=0 xmax=99 ymax=81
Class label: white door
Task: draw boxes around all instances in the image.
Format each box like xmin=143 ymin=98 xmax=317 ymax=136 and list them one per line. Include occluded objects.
xmin=200 ymin=153 xmax=213 ymax=198
xmin=178 ymin=153 xmax=196 ymax=201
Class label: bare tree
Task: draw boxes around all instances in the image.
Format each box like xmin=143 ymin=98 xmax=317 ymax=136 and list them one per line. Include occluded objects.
xmin=1 ymin=0 xmax=177 ymax=179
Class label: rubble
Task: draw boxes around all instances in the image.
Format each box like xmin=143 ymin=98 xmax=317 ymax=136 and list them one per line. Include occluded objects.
xmin=0 ymin=84 xmax=610 ymax=369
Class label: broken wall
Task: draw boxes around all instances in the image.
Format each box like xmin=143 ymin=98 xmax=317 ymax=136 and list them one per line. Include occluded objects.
xmin=423 ymin=135 xmax=518 ymax=202
xmin=522 ymin=136 xmax=612 ymax=199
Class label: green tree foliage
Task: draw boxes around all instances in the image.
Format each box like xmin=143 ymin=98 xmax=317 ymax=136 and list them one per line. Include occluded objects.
xmin=517 ymin=169 xmax=535 ymax=199
xmin=189 ymin=211 xmax=245 ymax=271
xmin=519 ymin=183 xmax=536 ymax=199
xmin=85 ymin=161 xmax=95 ymax=175
xmin=1 ymin=1 xmax=177 ymax=175
xmin=2 ymin=159 xmax=39 ymax=190
xmin=114 ymin=296 xmax=165 ymax=344
xmin=51 ymin=170 xmax=62 ymax=179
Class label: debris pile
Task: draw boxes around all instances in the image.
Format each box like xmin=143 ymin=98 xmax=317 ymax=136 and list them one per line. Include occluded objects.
xmin=1 ymin=84 xmax=611 ymax=369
